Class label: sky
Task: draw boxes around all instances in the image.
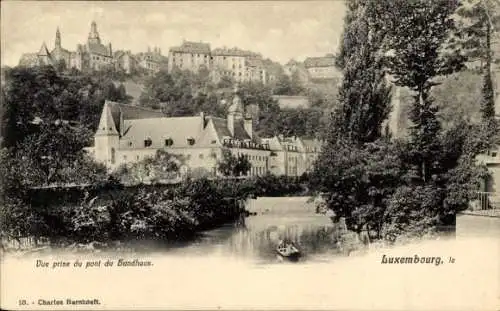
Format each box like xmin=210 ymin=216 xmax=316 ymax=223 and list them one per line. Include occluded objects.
xmin=1 ymin=1 xmax=346 ymax=67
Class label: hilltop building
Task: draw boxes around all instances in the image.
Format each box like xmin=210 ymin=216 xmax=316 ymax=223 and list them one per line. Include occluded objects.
xmin=87 ymin=92 xmax=322 ymax=177
xmin=135 ymin=47 xmax=168 ymax=74
xmin=19 ymin=27 xmax=71 ymax=68
xmin=167 ymin=42 xmax=268 ymax=84
xmin=211 ymin=47 xmax=267 ymax=84
xmin=75 ymin=21 xmax=113 ymax=70
xmin=114 ymin=50 xmax=138 ymax=74
xmin=167 ymin=40 xmax=212 ymax=73
xmin=303 ymin=54 xmax=341 ymax=80
xmin=19 ymin=22 xmax=113 ymax=71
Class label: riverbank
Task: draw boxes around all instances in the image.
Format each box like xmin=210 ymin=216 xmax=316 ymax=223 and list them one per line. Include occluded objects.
xmin=1 ymin=178 xmax=253 ymax=252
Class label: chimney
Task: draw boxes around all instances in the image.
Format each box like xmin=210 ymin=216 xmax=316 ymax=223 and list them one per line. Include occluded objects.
xmin=244 ymin=113 xmax=253 ymax=139
xmin=200 ymin=111 xmax=205 ymax=132
xmin=227 ymin=114 xmax=235 ymax=137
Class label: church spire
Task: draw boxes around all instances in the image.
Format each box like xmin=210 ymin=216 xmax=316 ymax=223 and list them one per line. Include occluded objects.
xmin=88 ymin=21 xmax=101 ymax=44
xmin=55 ymin=27 xmax=61 ymax=49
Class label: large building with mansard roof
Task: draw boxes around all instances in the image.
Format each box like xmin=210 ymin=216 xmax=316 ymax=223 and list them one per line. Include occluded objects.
xmin=87 ymin=90 xmax=322 ymax=178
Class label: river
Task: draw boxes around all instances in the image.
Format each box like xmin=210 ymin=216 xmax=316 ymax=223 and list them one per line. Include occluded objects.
xmin=167 ymin=196 xmax=342 ymax=263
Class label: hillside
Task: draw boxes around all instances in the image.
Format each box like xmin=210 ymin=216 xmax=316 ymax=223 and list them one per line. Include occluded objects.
xmin=389 ymin=69 xmax=492 ymax=137
xmin=113 ymin=79 xmax=144 ymax=105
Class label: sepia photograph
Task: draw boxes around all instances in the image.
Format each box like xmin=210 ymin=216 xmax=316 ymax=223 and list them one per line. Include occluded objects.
xmin=0 ymin=0 xmax=499 ymax=310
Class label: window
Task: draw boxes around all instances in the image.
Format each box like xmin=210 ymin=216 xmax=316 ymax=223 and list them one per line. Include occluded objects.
xmin=111 ymin=148 xmax=116 ymax=164
xmin=492 ymin=152 xmax=498 ymax=157
xmin=199 ymin=153 xmax=204 ymax=159
xmin=136 ymin=155 xmax=140 ymax=160
xmin=187 ymin=138 xmax=195 ymax=145
xmin=211 ymin=140 xmax=217 ymax=144
xmin=165 ymin=138 xmax=174 ymax=147
xmin=144 ymin=138 xmax=152 ymax=147
xmin=123 ymin=155 xmax=127 ymax=161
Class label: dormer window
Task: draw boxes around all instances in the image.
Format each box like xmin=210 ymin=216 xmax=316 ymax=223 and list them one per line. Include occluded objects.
xmin=144 ymin=138 xmax=152 ymax=147
xmin=165 ymin=138 xmax=174 ymax=147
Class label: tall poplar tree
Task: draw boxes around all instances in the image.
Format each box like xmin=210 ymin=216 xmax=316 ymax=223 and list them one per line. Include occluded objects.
xmin=311 ymin=0 xmax=400 ymax=235
xmin=329 ymin=0 xmax=393 ymax=145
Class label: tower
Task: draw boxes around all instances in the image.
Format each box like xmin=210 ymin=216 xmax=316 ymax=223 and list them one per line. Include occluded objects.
xmin=94 ymin=101 xmax=120 ymax=169
xmin=55 ymin=27 xmax=61 ymax=49
xmin=88 ymin=21 xmax=101 ymax=44
xmin=227 ymin=84 xmax=244 ymax=136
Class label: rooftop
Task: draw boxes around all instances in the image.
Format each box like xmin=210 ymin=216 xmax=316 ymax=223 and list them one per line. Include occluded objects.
xmin=170 ymin=41 xmax=211 ymax=54
xmin=304 ymin=56 xmax=336 ymax=68
xmin=106 ymin=100 xmax=166 ymax=134
xmin=120 ymin=115 xmax=204 ymax=149
xmin=212 ymin=47 xmax=258 ymax=57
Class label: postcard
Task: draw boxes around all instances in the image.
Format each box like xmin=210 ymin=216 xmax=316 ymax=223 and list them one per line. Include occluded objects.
xmin=1 ymin=1 xmax=499 ymax=310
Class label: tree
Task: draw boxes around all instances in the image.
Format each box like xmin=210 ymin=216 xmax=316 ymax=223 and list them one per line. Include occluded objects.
xmin=329 ymin=0 xmax=393 ymax=145
xmin=454 ymin=0 xmax=499 ymax=131
xmin=0 ymin=66 xmax=130 ymax=188
xmin=385 ymin=0 xmax=465 ymax=183
xmin=113 ymin=150 xmax=182 ymax=185
xmin=310 ymin=139 xmax=403 ymax=236
xmin=310 ymin=0 xmax=400 ymax=238
xmin=217 ymin=149 xmax=251 ymax=177
xmin=14 ymin=122 xmax=93 ymax=186
xmin=454 ymin=0 xmax=500 ymax=66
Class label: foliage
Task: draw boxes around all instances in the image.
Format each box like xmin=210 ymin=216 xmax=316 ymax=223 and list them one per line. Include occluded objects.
xmin=1 ymin=66 xmax=131 ymax=149
xmin=385 ymin=0 xmax=465 ymax=183
xmin=217 ymin=148 xmax=252 ymax=177
xmin=330 ymin=0 xmax=393 ymax=145
xmin=1 ymin=65 xmax=130 ymax=187
xmin=454 ymin=0 xmax=499 ymax=126
xmin=383 ymin=185 xmax=444 ymax=241
xmin=310 ymin=139 xmax=403 ymax=236
xmin=113 ymin=150 xmax=182 ymax=185
xmin=272 ymin=108 xmax=325 ymax=138
xmin=0 ymin=177 xmax=259 ymax=246
xmin=431 ymin=70 xmax=483 ymax=128
xmin=312 ymin=0 xmax=490 ymax=242
xmin=453 ymin=0 xmax=500 ymax=64
xmin=273 ymin=72 xmax=305 ymax=96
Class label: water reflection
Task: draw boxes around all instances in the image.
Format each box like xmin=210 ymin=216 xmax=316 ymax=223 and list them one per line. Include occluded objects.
xmin=178 ymin=211 xmax=341 ymax=263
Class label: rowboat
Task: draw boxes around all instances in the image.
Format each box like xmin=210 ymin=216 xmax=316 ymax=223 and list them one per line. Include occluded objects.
xmin=275 ymin=239 xmax=301 ymax=262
